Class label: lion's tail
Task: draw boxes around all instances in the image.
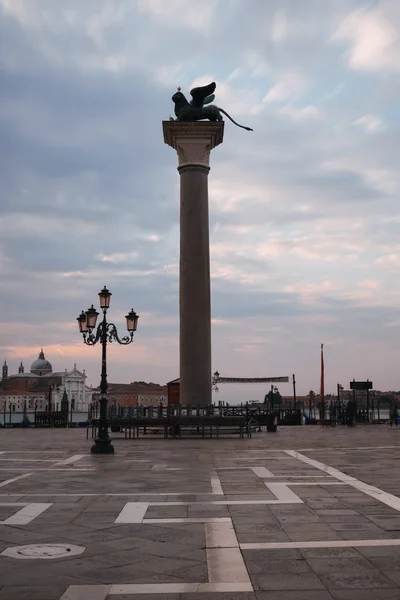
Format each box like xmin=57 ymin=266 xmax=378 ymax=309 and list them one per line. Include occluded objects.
xmin=218 ymin=108 xmax=253 ymax=131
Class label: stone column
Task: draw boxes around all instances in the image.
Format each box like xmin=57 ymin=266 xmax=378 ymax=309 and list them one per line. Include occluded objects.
xmin=163 ymin=121 xmax=224 ymax=405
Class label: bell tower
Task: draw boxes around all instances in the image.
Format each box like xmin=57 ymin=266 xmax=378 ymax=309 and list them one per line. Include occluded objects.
xmin=2 ymin=360 xmax=8 ymax=380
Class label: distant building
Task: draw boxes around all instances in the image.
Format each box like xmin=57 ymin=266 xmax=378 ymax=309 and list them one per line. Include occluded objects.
xmin=0 ymin=349 xmax=93 ymax=412
xmin=281 ymin=396 xmax=315 ymax=405
xmin=93 ymin=381 xmax=168 ymax=408
xmin=56 ymin=364 xmax=93 ymax=411
xmin=0 ymin=390 xmax=48 ymax=412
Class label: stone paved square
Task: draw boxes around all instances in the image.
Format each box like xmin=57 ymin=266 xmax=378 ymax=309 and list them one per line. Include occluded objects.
xmin=1 ymin=426 xmax=400 ymax=598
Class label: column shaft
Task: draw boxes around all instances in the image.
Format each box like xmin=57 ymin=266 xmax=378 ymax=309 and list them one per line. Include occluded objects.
xmin=163 ymin=121 xmax=224 ymax=407
xmin=179 ymin=165 xmax=211 ymax=405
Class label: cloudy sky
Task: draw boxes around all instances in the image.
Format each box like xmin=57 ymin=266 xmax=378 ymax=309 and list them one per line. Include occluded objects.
xmin=1 ymin=0 xmax=399 ymax=401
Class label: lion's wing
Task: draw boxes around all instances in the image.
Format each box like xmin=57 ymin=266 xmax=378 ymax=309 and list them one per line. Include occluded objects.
xmin=190 ymin=82 xmax=216 ymax=107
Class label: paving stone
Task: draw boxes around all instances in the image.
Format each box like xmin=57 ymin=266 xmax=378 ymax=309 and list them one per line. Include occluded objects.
xmin=0 ymin=586 xmax=67 ymax=600
xmin=285 ymin=530 xmax=342 ymax=542
xmin=145 ymin=505 xmax=189 ymax=518
xmin=230 ymin=512 xmax=278 ymax=523
xmin=187 ymin=506 xmax=230 ymax=517
xmin=370 ymin=557 xmax=400 ymax=571
xmin=330 ymin=522 xmax=384 ymax=532
xmin=368 ymin=519 xmax=400 ymax=531
xmin=319 ymin=570 xmax=396 ymax=590
xmin=306 ymin=556 xmax=381 ymax=576
xmin=275 ymin=514 xmax=323 ymax=524
xmin=0 ymin=528 xmax=59 ymax=544
xmin=183 ymin=595 xmax=255 ymax=600
xmin=300 ymin=547 xmax=362 ymax=559
xmin=89 ymin=543 xmax=205 ymax=565
xmin=83 ymin=555 xmax=207 ymax=583
xmin=329 ymin=591 xmax=400 ymax=600
xmin=108 ymin=596 xmax=181 ymax=600
xmin=234 ymin=523 xmax=286 ymax=534
xmin=244 ymin=558 xmax=311 ymax=575
xmin=306 ymin=500 xmax=345 ymax=508
xmin=166 ymin=562 xmax=208 ymax=581
xmin=383 ymin=571 xmax=400 ymax=586
xmin=319 ymin=515 xmax=371 ymax=524
xmin=243 ymin=549 xmax=302 ymax=561
xmin=251 ymin=572 xmax=325 ymax=591
xmin=236 ymin=531 xmax=290 ymax=543
xmin=358 ymin=546 xmax=400 ymax=558
xmin=0 ymin=573 xmax=91 ymax=588
xmin=316 ymin=510 xmax=361 ymax=516
xmin=83 ymin=503 xmax=126 ymax=513
xmin=256 ymin=593 xmax=334 ymax=600
xmin=287 ymin=487 xmax=334 ymax=498
xmin=339 ymin=531 xmax=396 ymax=540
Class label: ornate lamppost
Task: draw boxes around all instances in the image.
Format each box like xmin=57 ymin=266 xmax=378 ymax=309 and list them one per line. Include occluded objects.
xmin=212 ymin=370 xmax=220 ymax=393
xmin=77 ymin=286 xmax=139 ymax=454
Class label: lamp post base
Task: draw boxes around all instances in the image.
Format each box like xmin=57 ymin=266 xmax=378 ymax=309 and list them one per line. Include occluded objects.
xmin=91 ymin=439 xmax=115 ymax=454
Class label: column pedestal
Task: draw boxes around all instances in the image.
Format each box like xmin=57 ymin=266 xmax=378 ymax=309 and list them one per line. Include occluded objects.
xmin=163 ymin=122 xmax=224 ymax=405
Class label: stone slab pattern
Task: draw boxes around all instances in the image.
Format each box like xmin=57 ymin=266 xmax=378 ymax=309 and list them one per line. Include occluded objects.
xmin=0 ymin=429 xmax=400 ymax=598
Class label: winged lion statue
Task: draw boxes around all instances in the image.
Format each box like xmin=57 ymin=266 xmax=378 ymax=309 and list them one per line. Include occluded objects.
xmin=170 ymin=81 xmax=253 ymax=131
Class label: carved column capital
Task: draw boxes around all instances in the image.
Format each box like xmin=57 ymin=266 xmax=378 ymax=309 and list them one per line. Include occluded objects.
xmin=175 ymin=139 xmax=212 ymax=168
xmin=163 ymin=121 xmax=224 ymax=168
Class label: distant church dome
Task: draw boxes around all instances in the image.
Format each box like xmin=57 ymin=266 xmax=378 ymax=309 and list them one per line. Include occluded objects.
xmin=30 ymin=349 xmax=52 ymax=375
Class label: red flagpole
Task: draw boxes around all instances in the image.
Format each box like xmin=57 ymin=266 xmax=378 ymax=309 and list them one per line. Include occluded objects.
xmin=320 ymin=343 xmax=325 ymax=421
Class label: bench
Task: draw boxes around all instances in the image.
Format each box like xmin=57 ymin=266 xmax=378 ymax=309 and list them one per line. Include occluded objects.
xmin=165 ymin=417 xmax=250 ymax=439
xmin=88 ymin=416 xmax=251 ymax=440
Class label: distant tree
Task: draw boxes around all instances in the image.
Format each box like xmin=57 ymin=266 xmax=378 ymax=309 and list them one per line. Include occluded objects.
xmin=61 ymin=388 xmax=69 ymax=414
xmin=308 ymin=390 xmax=316 ymax=398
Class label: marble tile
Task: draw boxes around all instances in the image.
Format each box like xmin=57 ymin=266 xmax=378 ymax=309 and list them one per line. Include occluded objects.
xmin=107 ymin=582 xmax=254 ymax=593
xmin=143 ymin=517 xmax=231 ymax=523
xmin=207 ymin=547 xmax=251 ymax=583
xmin=0 ymin=502 xmax=52 ymax=525
xmin=241 ymin=539 xmax=400 ymax=550
xmin=205 ymin=521 xmax=238 ymax=548
xmin=52 ymin=455 xmax=85 ymax=467
xmin=210 ymin=473 xmax=223 ymax=495
xmin=266 ymin=483 xmax=303 ymax=504
xmin=60 ymin=585 xmax=110 ymax=600
xmin=256 ymin=592 xmax=333 ymax=600
xmin=114 ymin=502 xmax=148 ymax=524
xmin=251 ymin=467 xmax=276 ymax=478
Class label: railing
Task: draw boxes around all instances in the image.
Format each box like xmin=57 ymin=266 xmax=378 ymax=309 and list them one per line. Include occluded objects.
xmin=1 ymin=408 xmax=92 ymax=428
xmin=35 ymin=411 xmax=69 ymax=427
xmin=103 ymin=403 xmax=302 ymax=428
